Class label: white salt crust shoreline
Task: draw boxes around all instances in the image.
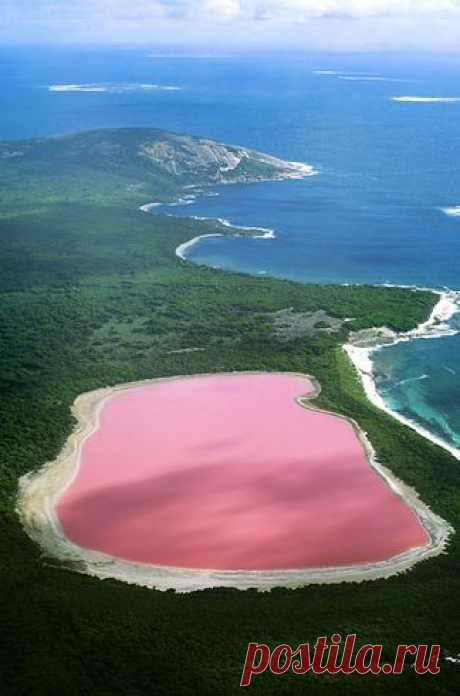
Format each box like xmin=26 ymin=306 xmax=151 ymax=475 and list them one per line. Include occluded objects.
xmin=17 ymin=372 xmax=451 ymax=594
xmin=344 ymin=289 xmax=460 ymax=462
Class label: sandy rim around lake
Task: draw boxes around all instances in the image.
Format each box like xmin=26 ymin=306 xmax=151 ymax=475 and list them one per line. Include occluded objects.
xmin=16 ymin=371 xmax=452 ymax=594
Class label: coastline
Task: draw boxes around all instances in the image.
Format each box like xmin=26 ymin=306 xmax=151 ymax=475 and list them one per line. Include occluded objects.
xmin=283 ymin=161 xmax=317 ymax=179
xmin=344 ymin=289 xmax=460 ymax=461
xmin=138 ymin=158 xmax=316 ymax=213
xmin=176 ymin=232 xmax=224 ymax=260
xmin=175 ymin=222 xmax=276 ymax=260
xmin=16 ymin=372 xmax=452 ymax=594
xmin=140 ymin=155 xmax=314 ymax=262
xmin=15 ymin=139 xmax=458 ymax=592
xmin=173 ymin=209 xmax=460 ymax=457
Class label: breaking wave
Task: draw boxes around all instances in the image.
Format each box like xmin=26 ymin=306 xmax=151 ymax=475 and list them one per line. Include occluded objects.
xmin=47 ymin=83 xmax=181 ymax=93
xmin=391 ymin=96 xmax=460 ymax=103
xmin=442 ymin=206 xmax=460 ymax=218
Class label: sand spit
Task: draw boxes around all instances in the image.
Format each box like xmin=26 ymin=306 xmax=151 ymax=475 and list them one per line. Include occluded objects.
xmin=344 ymin=289 xmax=460 ymax=461
xmin=17 ymin=372 xmax=451 ymax=593
xmin=175 ymin=224 xmax=275 ymax=261
xmin=176 ymin=233 xmax=224 ymax=260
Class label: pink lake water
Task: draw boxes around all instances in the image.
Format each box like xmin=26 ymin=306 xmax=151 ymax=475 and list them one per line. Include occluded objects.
xmin=56 ymin=374 xmax=429 ymax=570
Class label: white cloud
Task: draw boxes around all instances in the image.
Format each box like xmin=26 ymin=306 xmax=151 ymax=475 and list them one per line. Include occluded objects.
xmin=3 ymin=0 xmax=460 ymax=23
xmin=197 ymin=0 xmax=243 ymax=21
xmin=2 ymin=0 xmax=460 ymax=45
xmin=189 ymin=0 xmax=460 ymax=21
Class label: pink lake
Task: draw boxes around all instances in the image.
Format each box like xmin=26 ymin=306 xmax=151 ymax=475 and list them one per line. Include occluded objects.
xmin=56 ymin=374 xmax=429 ymax=570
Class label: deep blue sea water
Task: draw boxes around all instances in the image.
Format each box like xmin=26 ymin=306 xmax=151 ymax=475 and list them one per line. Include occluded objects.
xmin=1 ymin=47 xmax=460 ymax=450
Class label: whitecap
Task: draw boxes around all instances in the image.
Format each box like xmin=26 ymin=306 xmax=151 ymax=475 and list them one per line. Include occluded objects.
xmin=315 ymin=71 xmax=412 ymax=82
xmin=339 ymin=76 xmax=409 ymax=82
xmin=216 ymin=219 xmax=276 ymax=237
xmin=139 ymin=202 xmax=163 ymax=212
xmin=383 ymin=374 xmax=429 ymax=393
xmin=47 ymin=83 xmax=181 ymax=93
xmin=147 ymin=54 xmax=232 ymax=59
xmin=168 ymin=195 xmax=197 ymax=207
xmin=391 ymin=96 xmax=460 ymax=103
xmin=442 ymin=206 xmax=460 ymax=218
xmin=313 ymin=70 xmax=343 ymax=75
xmin=253 ymin=230 xmax=276 ymax=239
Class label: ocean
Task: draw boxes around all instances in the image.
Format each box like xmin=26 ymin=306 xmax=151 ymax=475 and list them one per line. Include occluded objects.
xmin=1 ymin=46 xmax=460 ymax=450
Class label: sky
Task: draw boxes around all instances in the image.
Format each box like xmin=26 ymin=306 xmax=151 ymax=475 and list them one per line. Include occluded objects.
xmin=1 ymin=0 xmax=460 ymax=50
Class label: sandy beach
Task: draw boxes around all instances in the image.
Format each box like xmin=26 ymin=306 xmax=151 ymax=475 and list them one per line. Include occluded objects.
xmin=173 ymin=208 xmax=460 ymax=460
xmin=17 ymin=372 xmax=451 ymax=593
xmin=175 ymin=232 xmax=224 ymax=260
xmin=175 ymin=225 xmax=276 ymax=261
xmin=344 ymin=289 xmax=460 ymax=462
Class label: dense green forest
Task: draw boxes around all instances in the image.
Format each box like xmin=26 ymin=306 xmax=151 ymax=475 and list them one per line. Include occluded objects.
xmin=1 ymin=129 xmax=459 ymax=694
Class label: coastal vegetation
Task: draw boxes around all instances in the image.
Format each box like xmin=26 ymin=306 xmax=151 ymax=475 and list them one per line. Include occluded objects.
xmin=1 ymin=129 xmax=459 ymax=694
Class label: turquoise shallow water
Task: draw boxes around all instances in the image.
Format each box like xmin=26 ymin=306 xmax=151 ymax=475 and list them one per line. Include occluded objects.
xmin=1 ymin=47 xmax=460 ymax=450
xmin=372 ymin=316 xmax=460 ymax=450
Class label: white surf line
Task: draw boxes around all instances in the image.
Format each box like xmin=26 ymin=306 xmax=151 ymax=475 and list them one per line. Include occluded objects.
xmin=16 ymin=372 xmax=451 ymax=594
xmin=391 ymin=96 xmax=460 ymax=103
xmin=138 ymin=154 xmax=315 ymax=261
xmin=147 ymin=54 xmax=233 ymax=59
xmin=138 ymin=158 xmax=315 ymax=217
xmin=314 ymin=71 xmax=415 ymax=83
xmin=175 ymin=233 xmax=225 ymax=260
xmin=339 ymin=76 xmax=409 ymax=82
xmin=212 ymin=217 xmax=275 ymax=237
xmin=139 ymin=192 xmax=219 ymax=213
xmin=175 ymin=223 xmax=276 ymax=261
xmin=344 ymin=288 xmax=460 ymax=461
xmin=141 ymin=158 xmax=459 ymax=459
xmin=138 ymin=197 xmax=279 ymax=261
xmin=139 ymin=202 xmax=163 ymax=212
xmin=47 ymin=83 xmax=181 ymax=93
xmin=383 ymin=374 xmax=429 ymax=393
xmin=442 ymin=206 xmax=460 ymax=218
xmin=174 ymin=214 xmax=460 ymax=460
xmin=286 ymin=161 xmax=317 ymax=178
xmin=313 ymin=70 xmax=344 ymax=75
